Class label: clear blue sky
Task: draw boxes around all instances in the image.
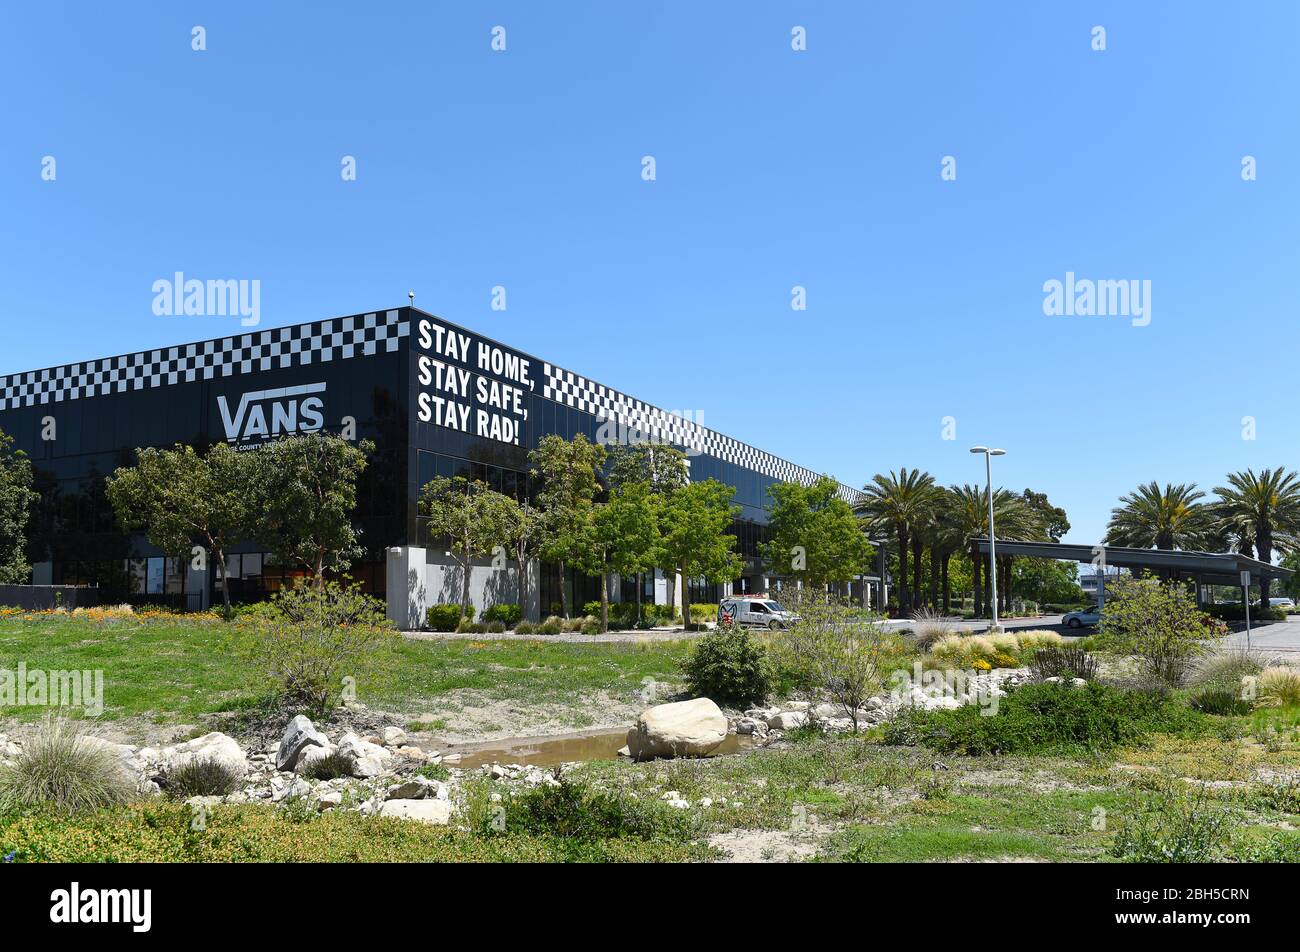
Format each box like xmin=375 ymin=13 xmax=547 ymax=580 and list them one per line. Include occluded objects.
xmin=3 ymin=2 xmax=1297 ymax=546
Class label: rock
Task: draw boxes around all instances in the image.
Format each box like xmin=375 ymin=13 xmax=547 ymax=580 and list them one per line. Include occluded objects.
xmin=394 ymin=746 xmax=425 ymax=760
xmin=665 ymin=799 xmax=690 ymax=809
xmin=79 ymin=736 xmax=143 ymax=775
xmin=767 ymin=711 xmax=808 ymax=730
xmin=379 ymin=799 xmax=453 ymax=825
xmin=271 ymin=776 xmax=311 ymax=802
xmin=338 ymin=731 xmax=391 ymax=778
xmin=617 ymin=745 xmax=632 ymax=758
xmin=734 ymin=717 xmax=767 ymax=735
xmin=385 ymin=777 xmax=447 ymax=801
xmin=381 ymin=726 xmax=409 ymax=747
xmin=783 ymin=701 xmax=811 ymax=712
xmin=810 ymin=703 xmax=840 ymax=720
xmin=626 ymin=697 xmax=728 ymax=761
xmin=488 ymin=764 xmax=507 ymax=780
xmin=165 ymin=732 xmax=249 ymax=778
xmin=294 ymin=744 xmax=337 ymax=775
xmin=276 ymin=715 xmax=328 ymax=771
xmin=316 ymin=790 xmax=343 ymax=810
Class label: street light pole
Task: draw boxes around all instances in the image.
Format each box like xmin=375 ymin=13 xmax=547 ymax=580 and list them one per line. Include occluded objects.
xmin=970 ymin=446 xmax=1006 ymax=632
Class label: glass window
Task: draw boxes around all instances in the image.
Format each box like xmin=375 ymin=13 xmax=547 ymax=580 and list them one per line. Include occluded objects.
xmin=147 ymin=557 xmax=165 ymax=594
xmin=241 ymin=552 xmax=262 ymax=578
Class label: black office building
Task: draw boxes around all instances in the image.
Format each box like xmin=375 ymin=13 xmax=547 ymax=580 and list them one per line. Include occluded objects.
xmin=0 ymin=307 xmax=863 ymax=623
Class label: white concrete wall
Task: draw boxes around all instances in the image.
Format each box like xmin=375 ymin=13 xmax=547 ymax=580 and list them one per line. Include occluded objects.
xmin=387 ymin=546 xmax=540 ymax=628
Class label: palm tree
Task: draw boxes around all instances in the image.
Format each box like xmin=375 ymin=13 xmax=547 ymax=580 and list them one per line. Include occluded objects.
xmin=945 ymin=484 xmax=1038 ymax=616
xmin=857 ymin=468 xmax=938 ymax=616
xmin=1213 ymin=468 xmax=1300 ymax=604
xmin=1105 ymin=481 xmax=1212 ymax=551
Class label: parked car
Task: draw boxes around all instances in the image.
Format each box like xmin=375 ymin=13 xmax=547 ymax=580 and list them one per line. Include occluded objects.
xmin=717 ymin=598 xmax=799 ymax=630
xmin=1268 ymin=597 xmax=1295 ymax=612
xmin=1062 ymin=605 xmax=1102 ymax=629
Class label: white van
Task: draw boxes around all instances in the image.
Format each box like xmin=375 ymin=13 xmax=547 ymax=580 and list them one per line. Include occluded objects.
xmin=717 ymin=598 xmax=799 ymax=630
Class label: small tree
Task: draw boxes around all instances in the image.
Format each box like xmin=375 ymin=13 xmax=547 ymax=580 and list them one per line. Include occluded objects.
xmin=105 ymin=442 xmax=254 ymax=609
xmin=0 ymin=427 xmax=37 ymax=584
xmin=763 ymin=476 xmax=874 ymax=590
xmin=660 ymin=478 xmax=745 ymax=627
xmin=1097 ymin=574 xmax=1225 ymax=688
xmin=530 ymin=433 xmax=606 ymax=618
xmin=772 ymin=593 xmax=892 ymax=730
xmin=502 ymin=498 xmax=540 ymax=622
xmin=420 ymin=476 xmax=517 ymax=621
xmin=587 ymin=481 xmax=661 ymax=631
xmin=250 ymin=433 xmax=374 ymax=584
xmin=233 ymin=578 xmax=396 ymax=716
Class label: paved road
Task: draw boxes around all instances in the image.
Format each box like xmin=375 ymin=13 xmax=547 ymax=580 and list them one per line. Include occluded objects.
xmin=1224 ymin=619 xmax=1300 ymax=654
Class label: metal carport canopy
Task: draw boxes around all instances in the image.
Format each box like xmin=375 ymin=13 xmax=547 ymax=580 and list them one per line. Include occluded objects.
xmin=972 ymin=539 xmax=1293 ymax=587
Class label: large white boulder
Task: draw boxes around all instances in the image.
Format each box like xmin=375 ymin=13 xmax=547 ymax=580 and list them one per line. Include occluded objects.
xmin=767 ymin=711 xmax=809 ymax=731
xmin=164 ymin=732 xmax=248 ymax=777
xmin=379 ymin=799 xmax=453 ymax=824
xmin=277 ymin=715 xmax=328 ymax=771
xmin=626 ymin=697 xmax=728 ymax=761
xmin=338 ymin=731 xmax=392 ymax=778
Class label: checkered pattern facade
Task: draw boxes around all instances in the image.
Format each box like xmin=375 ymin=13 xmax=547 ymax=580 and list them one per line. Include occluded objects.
xmin=541 ymin=363 xmax=865 ymax=506
xmin=0 ymin=311 xmax=407 ymax=412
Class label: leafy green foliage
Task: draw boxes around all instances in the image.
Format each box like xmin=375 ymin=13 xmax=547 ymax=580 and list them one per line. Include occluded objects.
xmin=1028 ymin=645 xmax=1100 ymax=682
xmin=0 ymin=427 xmax=36 ymax=585
xmin=1190 ymin=690 xmax=1253 ymax=716
xmin=762 ymin=476 xmax=873 ymax=587
xmin=1109 ymin=781 xmax=1231 ymax=863
xmin=682 ymin=624 xmax=771 ymax=707
xmin=420 ymin=476 xmax=519 ymax=620
xmin=481 ymin=603 xmax=521 ymax=627
xmin=492 ymin=777 xmax=697 ymax=844
xmin=530 ymin=433 xmax=606 ymax=618
xmin=251 ymin=433 xmax=374 ymax=579
xmin=660 ymin=479 xmax=745 ymax=627
xmin=426 ymin=603 xmax=473 ymax=631
xmin=884 ymin=682 xmax=1211 ymax=755
xmin=1096 ymin=575 xmax=1224 ymax=687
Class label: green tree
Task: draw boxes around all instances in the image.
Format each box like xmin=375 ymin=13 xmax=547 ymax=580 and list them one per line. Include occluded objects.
xmin=857 ymin=469 xmax=938 ymax=616
xmin=501 ymin=498 xmax=540 ymax=622
xmin=607 ymin=443 xmax=687 ymax=615
xmin=1213 ymin=468 xmax=1300 ymax=605
xmin=530 ymin=433 xmax=607 ymax=618
xmin=1021 ymin=488 xmax=1070 ymax=541
xmin=587 ymin=481 xmax=661 ymax=631
xmin=0 ymin=428 xmax=37 ymax=584
xmin=420 ymin=476 xmax=518 ymax=621
xmin=250 ymin=433 xmax=374 ymax=584
xmin=1096 ymin=574 xmax=1223 ymax=687
xmin=763 ymin=476 xmax=873 ymax=589
xmin=105 ymin=442 xmax=255 ymax=609
xmin=661 ymin=479 xmax=745 ymax=627
xmin=1106 ymin=481 xmax=1212 ymax=551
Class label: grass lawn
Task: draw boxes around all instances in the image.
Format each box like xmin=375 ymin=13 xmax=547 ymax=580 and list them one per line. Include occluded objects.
xmin=0 ymin=612 xmax=691 ymax=727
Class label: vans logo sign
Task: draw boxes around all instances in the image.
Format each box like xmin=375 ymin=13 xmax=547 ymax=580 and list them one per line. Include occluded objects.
xmin=217 ymin=382 xmax=326 ymax=442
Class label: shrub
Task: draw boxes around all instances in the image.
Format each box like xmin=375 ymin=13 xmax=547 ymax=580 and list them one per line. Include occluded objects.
xmin=1257 ymin=667 xmax=1300 ymax=707
xmin=1190 ymin=690 xmax=1254 ymax=716
xmin=681 ymin=625 xmax=771 ymax=707
xmin=486 ymin=621 xmax=506 ymax=634
xmin=1097 ymin=575 xmax=1225 ymax=687
xmin=688 ymin=604 xmax=718 ymax=625
xmin=231 ymin=580 xmax=396 ymax=716
xmin=579 ymin=618 xmax=602 ymax=635
xmin=299 ymin=751 xmax=355 ymax=781
xmin=884 ymin=681 xmax=1210 ymax=755
xmin=910 ymin=608 xmax=951 ymax=650
xmin=515 ymin=621 xmax=536 ymax=635
xmin=1029 ymin=645 xmax=1101 ymax=682
xmin=457 ymin=620 xmax=487 ymax=634
xmin=1204 ymin=603 xmax=1287 ymax=623
xmin=162 ymin=756 xmax=240 ymax=800
xmin=493 ymin=777 xmax=695 ymax=842
xmin=931 ymin=634 xmax=996 ymax=666
xmin=0 ymin=717 xmax=137 ymax=814
xmin=426 ymin=603 xmax=473 ymax=631
xmin=1017 ymin=630 xmax=1063 ymax=650
xmin=538 ymin=616 xmax=563 ymax=636
xmin=987 ymin=633 xmax=1020 ymax=656
xmin=481 ymin=603 xmax=521 ymax=627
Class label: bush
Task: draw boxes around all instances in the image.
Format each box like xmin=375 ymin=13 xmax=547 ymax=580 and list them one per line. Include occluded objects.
xmin=486 ymin=621 xmax=506 ymax=634
xmin=426 ymin=603 xmax=474 ymax=631
xmin=910 ymin=607 xmax=951 ymax=650
xmin=932 ymin=634 xmax=996 ymax=666
xmin=579 ymin=618 xmax=602 ymax=635
xmin=884 ymin=681 xmax=1210 ymax=755
xmin=232 ymin=580 xmax=396 ymax=716
xmin=1257 ymin=667 xmax=1300 ymax=707
xmin=457 ymin=620 xmax=487 ymax=634
xmin=515 ymin=621 xmax=536 ymax=635
xmin=682 ymin=625 xmax=771 ymax=707
xmin=481 ymin=603 xmax=521 ymax=627
xmin=1190 ymin=690 xmax=1254 ymax=716
xmin=0 ymin=717 xmax=137 ymax=814
xmin=538 ymin=616 xmax=563 ymax=636
xmin=1029 ymin=645 xmax=1101 ymax=682
xmin=493 ymin=777 xmax=695 ymax=843
xmin=162 ymin=756 xmax=240 ymax=800
xmin=1190 ymin=649 xmax=1267 ymax=694
xmin=1097 ymin=576 xmax=1225 ymax=687
xmin=299 ymin=751 xmax=355 ymax=781
xmin=1204 ymin=603 xmax=1287 ymax=622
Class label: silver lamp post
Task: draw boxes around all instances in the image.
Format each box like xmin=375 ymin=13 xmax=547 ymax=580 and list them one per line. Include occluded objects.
xmin=970 ymin=446 xmax=1006 ymax=631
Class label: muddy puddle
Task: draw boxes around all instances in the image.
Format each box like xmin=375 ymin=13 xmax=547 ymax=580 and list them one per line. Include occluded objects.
xmin=443 ymin=728 xmax=754 ymax=769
